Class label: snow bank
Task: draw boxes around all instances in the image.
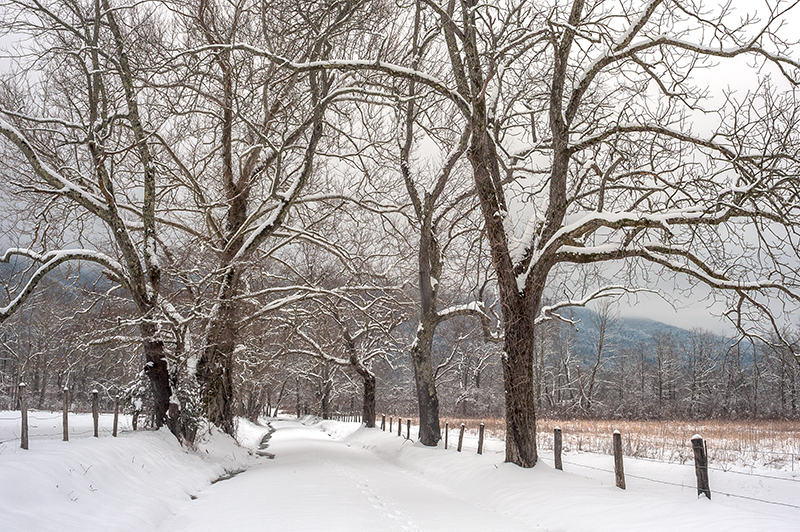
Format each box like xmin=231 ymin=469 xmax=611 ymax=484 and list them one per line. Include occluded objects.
xmin=0 ymin=411 xmax=270 ymax=532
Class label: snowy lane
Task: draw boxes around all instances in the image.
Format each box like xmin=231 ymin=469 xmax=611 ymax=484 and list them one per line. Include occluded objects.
xmin=158 ymin=418 xmax=800 ymax=532
xmin=3 ymin=413 xmax=798 ymax=531
xmin=158 ymin=420 xmax=537 ymax=532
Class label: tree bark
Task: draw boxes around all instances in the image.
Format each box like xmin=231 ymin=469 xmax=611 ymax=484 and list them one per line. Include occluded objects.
xmin=466 ymin=126 xmax=539 ymax=467
xmin=361 ymin=373 xmax=376 ymax=428
xmin=410 ymin=316 xmax=441 ymax=445
xmin=197 ymin=284 xmax=237 ymax=435
xmin=499 ymin=299 xmax=539 ymax=467
xmin=141 ymin=321 xmax=180 ymax=436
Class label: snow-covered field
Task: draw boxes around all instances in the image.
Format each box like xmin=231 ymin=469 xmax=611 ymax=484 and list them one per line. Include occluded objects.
xmin=1 ymin=411 xmax=798 ymax=531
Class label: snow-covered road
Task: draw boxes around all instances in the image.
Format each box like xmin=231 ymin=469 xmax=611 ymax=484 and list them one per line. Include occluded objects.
xmin=3 ymin=413 xmax=798 ymax=531
xmin=158 ymin=419 xmax=800 ymax=532
xmin=159 ymin=420 xmax=537 ymax=532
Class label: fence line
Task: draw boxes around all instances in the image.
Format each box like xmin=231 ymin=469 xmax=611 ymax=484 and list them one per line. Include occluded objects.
xmin=557 ymin=458 xmax=800 ymax=510
xmin=378 ymin=413 xmax=799 ymax=511
xmin=537 ymin=441 xmax=800 ymax=482
xmin=537 ymin=430 xmax=799 ymax=470
xmin=0 ymin=427 xmax=120 ymax=445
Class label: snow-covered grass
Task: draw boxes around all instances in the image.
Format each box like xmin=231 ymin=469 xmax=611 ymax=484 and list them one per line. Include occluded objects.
xmin=0 ymin=410 xmax=270 ymax=532
xmin=327 ymin=418 xmax=800 ymax=530
xmin=2 ymin=411 xmax=799 ymax=531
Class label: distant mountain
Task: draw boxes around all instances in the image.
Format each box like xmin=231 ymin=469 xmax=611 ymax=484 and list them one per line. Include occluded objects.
xmin=563 ymin=306 xmax=728 ymax=363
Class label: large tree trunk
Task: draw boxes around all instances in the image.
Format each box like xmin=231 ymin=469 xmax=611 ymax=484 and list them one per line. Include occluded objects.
xmin=320 ymin=362 xmax=332 ymax=420
xmin=197 ymin=323 xmax=236 ymax=434
xmin=500 ymin=302 xmax=538 ymax=467
xmin=410 ymin=317 xmax=441 ymax=445
xmin=197 ymin=268 xmax=239 ymax=435
xmin=350 ymin=357 xmax=377 ymax=428
xmin=467 ymin=126 xmax=539 ymax=467
xmin=362 ymin=373 xmax=376 ymax=427
xmin=141 ymin=321 xmax=181 ymax=437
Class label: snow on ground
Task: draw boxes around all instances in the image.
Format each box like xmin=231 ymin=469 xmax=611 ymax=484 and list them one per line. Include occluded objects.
xmin=1 ymin=411 xmax=799 ymax=531
xmin=0 ymin=410 xmax=269 ymax=532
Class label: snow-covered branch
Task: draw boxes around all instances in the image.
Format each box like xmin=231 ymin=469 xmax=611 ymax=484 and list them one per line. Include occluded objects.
xmin=0 ymin=248 xmax=129 ymax=323
xmin=534 ymin=285 xmax=660 ymax=326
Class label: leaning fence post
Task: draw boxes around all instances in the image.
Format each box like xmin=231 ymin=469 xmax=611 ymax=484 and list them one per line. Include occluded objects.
xmin=62 ymin=387 xmax=69 ymax=442
xmin=691 ymin=434 xmax=711 ymax=499
xmin=477 ymin=423 xmax=485 ymax=455
xmin=554 ymin=427 xmax=563 ymax=470
xmin=457 ymin=423 xmax=465 ymax=452
xmin=444 ymin=422 xmax=449 ymax=449
xmin=19 ymin=383 xmax=28 ymax=450
xmin=112 ymin=395 xmax=119 ymax=437
xmin=92 ymin=390 xmax=99 ymax=438
xmin=381 ymin=414 xmax=386 ymax=431
xmin=613 ymin=430 xmax=626 ymax=489
xmin=406 ymin=419 xmax=411 ymax=440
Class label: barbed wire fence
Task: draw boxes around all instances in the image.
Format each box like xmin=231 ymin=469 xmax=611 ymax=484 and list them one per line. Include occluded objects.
xmin=376 ymin=412 xmax=800 ymax=511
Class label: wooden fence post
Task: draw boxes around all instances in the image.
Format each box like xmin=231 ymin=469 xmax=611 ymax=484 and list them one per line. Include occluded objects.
xmin=691 ymin=434 xmax=711 ymax=499
xmin=112 ymin=396 xmax=119 ymax=437
xmin=92 ymin=390 xmax=99 ymax=438
xmin=381 ymin=414 xmax=386 ymax=431
xmin=19 ymin=383 xmax=28 ymax=450
xmin=62 ymin=387 xmax=69 ymax=442
xmin=398 ymin=417 xmax=402 ymax=437
xmin=457 ymin=423 xmax=465 ymax=452
xmin=406 ymin=419 xmax=411 ymax=440
xmin=477 ymin=423 xmax=485 ymax=455
xmin=444 ymin=422 xmax=449 ymax=449
xmin=389 ymin=416 xmax=393 ymax=432
xmin=613 ymin=430 xmax=626 ymax=489
xmin=554 ymin=427 xmax=562 ymax=470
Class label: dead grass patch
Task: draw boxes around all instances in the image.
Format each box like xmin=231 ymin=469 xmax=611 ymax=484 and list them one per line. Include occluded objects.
xmin=439 ymin=416 xmax=800 ymax=467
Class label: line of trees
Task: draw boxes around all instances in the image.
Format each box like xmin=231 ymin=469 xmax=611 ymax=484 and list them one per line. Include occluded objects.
xmin=1 ymin=0 xmax=799 ymax=468
xmin=3 ymin=284 xmax=799 ymax=424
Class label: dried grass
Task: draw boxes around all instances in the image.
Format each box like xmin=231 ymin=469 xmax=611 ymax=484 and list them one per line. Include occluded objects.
xmin=436 ymin=416 xmax=800 ymax=468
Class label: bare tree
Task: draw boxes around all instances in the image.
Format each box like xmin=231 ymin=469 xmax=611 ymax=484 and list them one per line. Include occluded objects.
xmin=0 ymin=0 xmax=185 ymax=434
xmin=396 ymin=4 xmax=491 ymax=444
xmin=273 ymin=0 xmax=800 ymax=466
xmin=576 ymin=300 xmax=619 ymax=414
